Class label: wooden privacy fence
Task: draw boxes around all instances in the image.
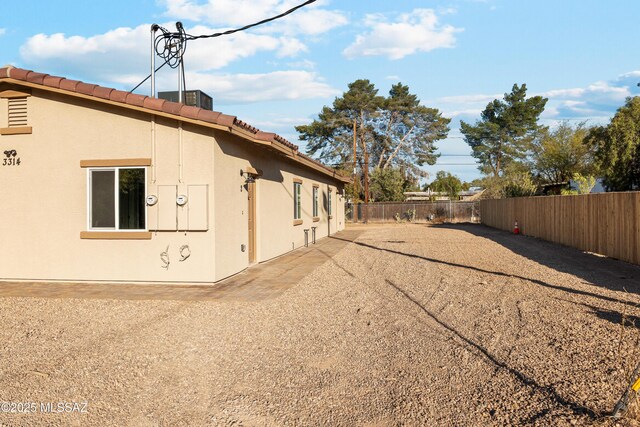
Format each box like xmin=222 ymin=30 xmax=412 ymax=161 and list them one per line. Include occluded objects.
xmin=480 ymin=192 xmax=640 ymax=265
xmin=346 ymin=201 xmax=480 ymax=223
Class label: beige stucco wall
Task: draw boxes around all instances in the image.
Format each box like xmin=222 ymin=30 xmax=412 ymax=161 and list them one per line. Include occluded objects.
xmin=0 ymin=84 xmax=345 ymax=283
xmin=211 ymin=132 xmax=345 ymax=281
xmin=0 ymin=89 xmax=216 ymax=282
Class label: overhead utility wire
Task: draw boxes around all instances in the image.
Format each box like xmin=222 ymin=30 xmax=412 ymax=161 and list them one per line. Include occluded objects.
xmin=184 ymin=0 xmax=316 ymax=40
xmin=129 ymin=0 xmax=317 ymax=93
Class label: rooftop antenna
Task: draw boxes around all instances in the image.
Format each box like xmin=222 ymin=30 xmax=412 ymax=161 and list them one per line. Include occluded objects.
xmin=148 ymin=22 xmax=186 ymax=100
xmin=176 ymin=21 xmax=185 ymax=103
xmin=150 ymin=24 xmax=159 ymax=97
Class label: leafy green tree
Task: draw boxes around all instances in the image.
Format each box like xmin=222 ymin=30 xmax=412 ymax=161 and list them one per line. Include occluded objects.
xmin=297 ymin=80 xmax=450 ymax=200
xmin=586 ymin=96 xmax=640 ymax=191
xmin=562 ymin=173 xmax=596 ymax=195
xmin=531 ymin=121 xmax=595 ymax=184
xmin=374 ymin=83 xmax=450 ymax=176
xmin=428 ymin=170 xmax=463 ymax=199
xmin=297 ymin=79 xmax=382 ymax=172
xmin=460 ymin=84 xmax=547 ymax=178
xmin=369 ymin=168 xmax=406 ymax=202
xmin=503 ymin=172 xmax=537 ymax=197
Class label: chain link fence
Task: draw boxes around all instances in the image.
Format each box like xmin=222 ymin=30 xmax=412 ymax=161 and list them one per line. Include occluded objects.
xmin=345 ymin=201 xmax=481 ymax=223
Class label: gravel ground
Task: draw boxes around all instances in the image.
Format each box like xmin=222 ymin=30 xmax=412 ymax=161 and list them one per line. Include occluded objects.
xmin=2 ymin=223 xmax=640 ymax=426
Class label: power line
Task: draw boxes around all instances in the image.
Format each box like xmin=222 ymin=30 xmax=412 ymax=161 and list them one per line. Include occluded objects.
xmin=185 ymin=0 xmax=316 ymax=40
xmin=129 ymin=0 xmax=317 ymax=93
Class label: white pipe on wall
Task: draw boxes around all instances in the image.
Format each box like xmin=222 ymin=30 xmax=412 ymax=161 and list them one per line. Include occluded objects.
xmin=151 ymin=117 xmax=157 ymax=183
xmin=179 ymin=121 xmax=184 ymax=183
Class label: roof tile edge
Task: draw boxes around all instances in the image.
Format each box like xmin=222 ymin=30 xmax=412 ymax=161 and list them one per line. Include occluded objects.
xmin=0 ymin=65 xmax=348 ymax=183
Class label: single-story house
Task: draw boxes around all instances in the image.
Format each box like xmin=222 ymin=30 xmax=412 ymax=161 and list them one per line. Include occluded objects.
xmin=0 ymin=66 xmax=349 ymax=284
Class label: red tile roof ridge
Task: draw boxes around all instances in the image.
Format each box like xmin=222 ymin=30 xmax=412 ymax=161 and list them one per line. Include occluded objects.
xmin=0 ymin=66 xmax=349 ymax=181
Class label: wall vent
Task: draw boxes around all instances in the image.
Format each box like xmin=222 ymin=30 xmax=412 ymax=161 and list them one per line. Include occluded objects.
xmin=8 ymin=97 xmax=28 ymax=127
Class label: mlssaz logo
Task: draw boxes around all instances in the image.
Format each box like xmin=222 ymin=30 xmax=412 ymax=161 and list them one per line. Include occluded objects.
xmin=3 ymin=150 xmax=17 ymax=158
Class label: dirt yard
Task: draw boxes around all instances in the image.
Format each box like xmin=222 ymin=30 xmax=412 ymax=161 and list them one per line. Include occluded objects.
xmin=2 ymin=223 xmax=640 ymax=426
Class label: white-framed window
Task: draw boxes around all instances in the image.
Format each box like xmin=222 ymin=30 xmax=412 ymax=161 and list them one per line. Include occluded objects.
xmin=328 ymin=188 xmax=333 ymax=216
xmin=88 ymin=167 xmax=147 ymax=230
xmin=313 ymin=186 xmax=319 ymax=217
xmin=294 ymin=181 xmax=302 ymax=220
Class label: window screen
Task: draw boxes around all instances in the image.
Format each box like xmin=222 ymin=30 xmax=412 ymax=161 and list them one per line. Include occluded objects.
xmin=313 ymin=186 xmax=319 ymax=217
xmin=91 ymin=170 xmax=116 ymax=228
xmin=294 ymin=182 xmax=302 ymax=220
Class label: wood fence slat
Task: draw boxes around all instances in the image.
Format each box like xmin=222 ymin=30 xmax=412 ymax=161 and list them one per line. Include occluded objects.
xmin=481 ymin=192 xmax=640 ymax=266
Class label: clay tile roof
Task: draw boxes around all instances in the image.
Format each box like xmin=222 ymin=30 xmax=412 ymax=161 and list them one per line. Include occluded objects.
xmin=59 ymin=79 xmax=80 ymax=92
xmin=125 ymin=92 xmax=147 ymax=107
xmin=196 ymin=109 xmax=221 ymax=123
xmin=0 ymin=65 xmax=348 ymax=182
xmin=43 ymin=75 xmax=64 ymax=88
xmin=9 ymin=68 xmax=32 ymax=81
xmin=256 ymin=131 xmax=276 ymax=141
xmin=26 ymin=72 xmax=48 ymax=85
xmin=234 ymin=119 xmax=259 ymax=134
xmin=217 ymin=114 xmax=236 ymax=128
xmin=93 ymin=86 xmax=114 ymax=100
xmin=180 ymin=105 xmax=201 ymax=120
xmin=143 ymin=96 xmax=165 ymax=111
xmin=76 ymin=82 xmax=97 ymax=96
xmin=162 ymin=100 xmax=183 ymax=116
xmin=109 ymin=89 xmax=128 ymax=103
xmin=274 ymin=134 xmax=298 ymax=150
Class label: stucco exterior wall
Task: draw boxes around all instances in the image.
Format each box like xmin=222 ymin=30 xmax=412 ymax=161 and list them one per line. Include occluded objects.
xmin=0 ymin=89 xmax=216 ymax=282
xmin=0 ymin=85 xmax=346 ymax=284
xmin=212 ymin=133 xmax=345 ymax=281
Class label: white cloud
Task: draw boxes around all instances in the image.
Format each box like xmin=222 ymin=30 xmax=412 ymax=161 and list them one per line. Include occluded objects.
xmin=386 ymin=75 xmax=400 ymax=81
xmin=278 ymin=8 xmax=348 ymax=36
xmin=444 ymin=109 xmax=484 ymax=118
xmin=20 ymin=26 xmax=150 ymax=80
xmin=437 ymin=93 xmax=501 ymax=104
xmin=180 ymin=70 xmax=340 ymax=103
xmin=286 ymin=59 xmax=316 ymax=70
xmin=251 ymin=116 xmax=313 ymax=129
xmin=0 ymin=28 xmax=6 ymax=36
xmin=161 ymin=0 xmax=347 ymax=36
xmin=19 ymin=23 xmax=310 ymax=80
xmin=276 ymin=37 xmax=308 ymax=57
xmin=343 ymin=9 xmax=462 ymax=60
xmin=435 ymin=71 xmax=640 ymax=127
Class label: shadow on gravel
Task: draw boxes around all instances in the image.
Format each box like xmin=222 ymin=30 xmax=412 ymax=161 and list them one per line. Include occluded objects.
xmin=330 ymin=231 xmax=640 ymax=308
xmin=329 ymin=232 xmax=603 ymax=420
xmin=554 ymin=297 xmax=640 ymax=329
xmin=434 ymin=223 xmax=640 ymax=300
xmin=384 ymin=278 xmax=598 ymax=420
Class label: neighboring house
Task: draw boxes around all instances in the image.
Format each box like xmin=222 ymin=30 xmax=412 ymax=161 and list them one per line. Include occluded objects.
xmin=404 ymin=187 xmax=484 ymax=201
xmin=0 ymin=66 xmax=348 ymax=283
xmin=541 ymin=178 xmax=605 ymax=195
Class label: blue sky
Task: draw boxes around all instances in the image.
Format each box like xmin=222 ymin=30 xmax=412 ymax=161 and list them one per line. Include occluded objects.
xmin=2 ymin=0 xmax=639 ymax=182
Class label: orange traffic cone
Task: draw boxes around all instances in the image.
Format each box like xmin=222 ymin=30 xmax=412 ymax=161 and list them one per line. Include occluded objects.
xmin=513 ymin=220 xmax=520 ymax=234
